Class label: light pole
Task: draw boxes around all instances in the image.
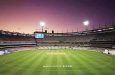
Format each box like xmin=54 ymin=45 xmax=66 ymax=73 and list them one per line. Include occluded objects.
xmin=40 ymin=21 xmax=45 ymax=32
xmin=83 ymin=20 xmax=89 ymax=31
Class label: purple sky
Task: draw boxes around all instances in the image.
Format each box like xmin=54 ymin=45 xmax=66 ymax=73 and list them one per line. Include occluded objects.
xmin=0 ymin=0 xmax=115 ymax=33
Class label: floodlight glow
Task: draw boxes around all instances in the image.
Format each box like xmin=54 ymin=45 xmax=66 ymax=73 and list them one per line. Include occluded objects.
xmin=40 ymin=21 xmax=45 ymax=27
xmin=98 ymin=29 xmax=102 ymax=31
xmin=109 ymin=27 xmax=114 ymax=29
xmin=103 ymin=28 xmax=108 ymax=30
xmin=93 ymin=30 xmax=96 ymax=32
xmin=83 ymin=20 xmax=89 ymax=26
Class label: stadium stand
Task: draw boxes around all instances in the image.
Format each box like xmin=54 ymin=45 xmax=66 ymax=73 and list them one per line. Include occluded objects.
xmin=0 ymin=30 xmax=36 ymax=48
xmin=0 ymin=25 xmax=115 ymax=49
xmin=36 ymin=25 xmax=115 ymax=48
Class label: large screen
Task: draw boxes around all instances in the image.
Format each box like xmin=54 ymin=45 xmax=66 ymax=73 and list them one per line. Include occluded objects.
xmin=35 ymin=33 xmax=44 ymax=39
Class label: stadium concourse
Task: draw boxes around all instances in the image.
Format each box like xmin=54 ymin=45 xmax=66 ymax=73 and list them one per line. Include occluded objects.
xmin=0 ymin=25 xmax=115 ymax=55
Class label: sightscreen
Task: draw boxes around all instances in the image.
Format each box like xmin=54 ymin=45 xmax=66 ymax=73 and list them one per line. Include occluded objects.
xmin=35 ymin=33 xmax=44 ymax=39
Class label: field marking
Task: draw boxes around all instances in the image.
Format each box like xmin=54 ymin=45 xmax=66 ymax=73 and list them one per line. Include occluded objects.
xmin=47 ymin=52 xmax=66 ymax=55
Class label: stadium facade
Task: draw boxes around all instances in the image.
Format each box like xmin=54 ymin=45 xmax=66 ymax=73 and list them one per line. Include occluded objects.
xmin=0 ymin=25 xmax=115 ymax=49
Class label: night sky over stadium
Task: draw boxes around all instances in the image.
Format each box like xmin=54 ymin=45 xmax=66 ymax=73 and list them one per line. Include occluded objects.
xmin=0 ymin=0 xmax=115 ymax=33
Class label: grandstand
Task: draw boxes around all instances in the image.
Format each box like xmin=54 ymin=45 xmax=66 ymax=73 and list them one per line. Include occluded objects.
xmin=35 ymin=25 xmax=115 ymax=49
xmin=0 ymin=30 xmax=36 ymax=48
xmin=0 ymin=25 xmax=115 ymax=49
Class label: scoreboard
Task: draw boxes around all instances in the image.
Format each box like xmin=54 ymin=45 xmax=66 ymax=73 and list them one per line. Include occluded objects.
xmin=35 ymin=33 xmax=44 ymax=39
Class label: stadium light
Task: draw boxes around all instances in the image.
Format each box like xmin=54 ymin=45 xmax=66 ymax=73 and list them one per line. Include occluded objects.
xmin=108 ymin=27 xmax=114 ymax=30
xmin=97 ymin=29 xmax=102 ymax=32
xmin=40 ymin=21 xmax=45 ymax=32
xmin=83 ymin=20 xmax=89 ymax=26
xmin=83 ymin=20 xmax=89 ymax=31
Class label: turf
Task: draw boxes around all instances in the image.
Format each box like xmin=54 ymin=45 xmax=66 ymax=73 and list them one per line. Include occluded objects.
xmin=0 ymin=48 xmax=115 ymax=75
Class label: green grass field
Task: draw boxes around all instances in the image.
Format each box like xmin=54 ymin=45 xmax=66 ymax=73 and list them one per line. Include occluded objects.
xmin=0 ymin=48 xmax=115 ymax=75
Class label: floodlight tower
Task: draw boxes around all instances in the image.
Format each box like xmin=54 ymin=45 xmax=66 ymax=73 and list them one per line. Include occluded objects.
xmin=40 ymin=21 xmax=45 ymax=32
xmin=83 ymin=20 xmax=89 ymax=31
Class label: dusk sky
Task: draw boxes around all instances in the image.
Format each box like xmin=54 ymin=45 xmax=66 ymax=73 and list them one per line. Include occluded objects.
xmin=0 ymin=0 xmax=115 ymax=33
